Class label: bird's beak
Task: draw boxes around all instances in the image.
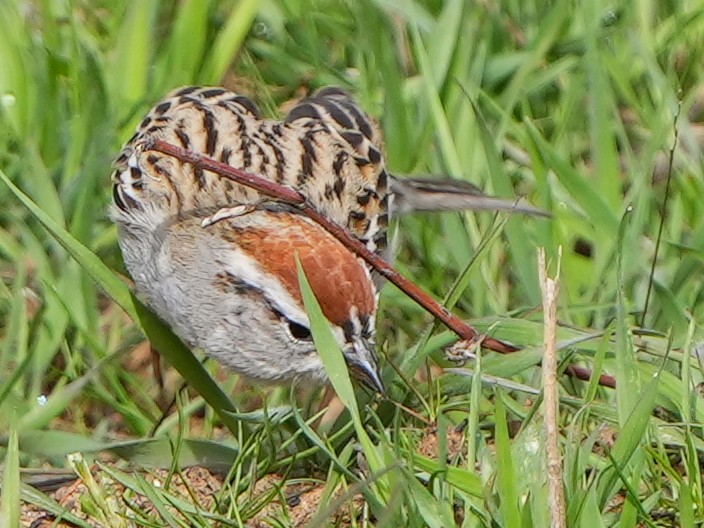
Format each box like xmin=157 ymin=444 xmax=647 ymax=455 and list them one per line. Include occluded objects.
xmin=344 ymin=338 xmax=385 ymax=395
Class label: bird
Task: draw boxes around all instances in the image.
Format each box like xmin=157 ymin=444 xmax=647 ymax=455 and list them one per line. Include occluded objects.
xmin=110 ymin=85 xmax=544 ymax=393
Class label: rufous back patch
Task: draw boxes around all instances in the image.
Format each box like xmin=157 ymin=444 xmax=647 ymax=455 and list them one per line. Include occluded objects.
xmin=233 ymin=212 xmax=375 ymax=326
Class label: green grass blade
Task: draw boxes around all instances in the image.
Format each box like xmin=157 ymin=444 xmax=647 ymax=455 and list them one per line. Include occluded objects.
xmin=156 ymin=0 xmax=212 ymax=89
xmin=578 ymin=487 xmax=606 ymax=528
xmin=524 ymin=119 xmax=620 ymax=235
xmin=0 ymin=169 xmax=134 ymax=317
xmin=596 ymin=375 xmax=659 ymax=508
xmin=494 ymin=391 xmax=520 ymax=527
xmin=134 ymin=472 xmax=190 ymax=528
xmin=199 ymin=0 xmax=261 ymax=83
xmin=405 ymin=473 xmax=455 ymax=528
xmin=1 ymin=420 xmax=20 ymax=528
xmin=21 ymin=484 xmax=94 ymax=528
xmin=108 ymin=0 xmax=159 ymax=113
xmin=679 ymin=478 xmax=695 ymax=528
xmin=296 ymin=257 xmax=389 ymax=500
xmin=0 ymin=168 xmax=240 ymax=432
xmin=410 ymin=454 xmax=482 ymax=497
xmin=469 ymin=96 xmax=541 ymax=304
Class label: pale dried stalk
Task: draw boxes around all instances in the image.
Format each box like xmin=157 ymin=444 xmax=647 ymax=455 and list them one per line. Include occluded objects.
xmin=538 ymin=248 xmax=566 ymax=528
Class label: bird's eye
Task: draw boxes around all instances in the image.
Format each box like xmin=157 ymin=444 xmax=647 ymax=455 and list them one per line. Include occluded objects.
xmin=288 ymin=321 xmax=312 ymax=340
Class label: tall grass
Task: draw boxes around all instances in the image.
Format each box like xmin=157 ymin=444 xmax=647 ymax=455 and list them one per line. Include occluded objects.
xmin=1 ymin=0 xmax=704 ymax=525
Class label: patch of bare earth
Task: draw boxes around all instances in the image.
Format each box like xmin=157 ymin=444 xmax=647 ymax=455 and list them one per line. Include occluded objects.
xmin=21 ymin=465 xmax=365 ymax=527
xmin=20 ymin=421 xmax=462 ymax=527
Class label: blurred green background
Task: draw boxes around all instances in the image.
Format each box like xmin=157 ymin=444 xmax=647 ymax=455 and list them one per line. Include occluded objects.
xmin=2 ymin=1 xmax=704 ymax=526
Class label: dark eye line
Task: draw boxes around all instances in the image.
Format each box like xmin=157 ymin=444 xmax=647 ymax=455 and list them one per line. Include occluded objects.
xmin=268 ymin=304 xmax=313 ymax=341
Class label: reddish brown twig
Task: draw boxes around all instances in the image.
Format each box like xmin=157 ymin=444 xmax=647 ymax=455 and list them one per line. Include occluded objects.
xmin=566 ymin=364 xmax=615 ymax=388
xmin=145 ymin=138 xmax=617 ymax=387
xmin=148 ymin=138 xmax=513 ymax=353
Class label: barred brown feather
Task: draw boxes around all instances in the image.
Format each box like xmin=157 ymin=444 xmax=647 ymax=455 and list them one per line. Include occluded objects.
xmin=112 ymin=85 xmax=389 ymax=252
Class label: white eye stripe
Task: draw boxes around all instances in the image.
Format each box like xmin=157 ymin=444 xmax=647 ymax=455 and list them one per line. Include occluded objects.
xmin=221 ymin=247 xmax=309 ymax=328
xmin=219 ymin=246 xmax=353 ymax=348
xmin=230 ymin=284 xmax=313 ymax=342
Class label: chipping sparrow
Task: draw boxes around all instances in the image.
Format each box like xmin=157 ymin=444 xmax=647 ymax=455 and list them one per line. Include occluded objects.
xmin=111 ymin=86 xmax=542 ymax=392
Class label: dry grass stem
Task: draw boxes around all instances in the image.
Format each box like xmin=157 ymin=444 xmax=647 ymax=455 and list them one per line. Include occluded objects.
xmin=538 ymin=247 xmax=566 ymax=528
